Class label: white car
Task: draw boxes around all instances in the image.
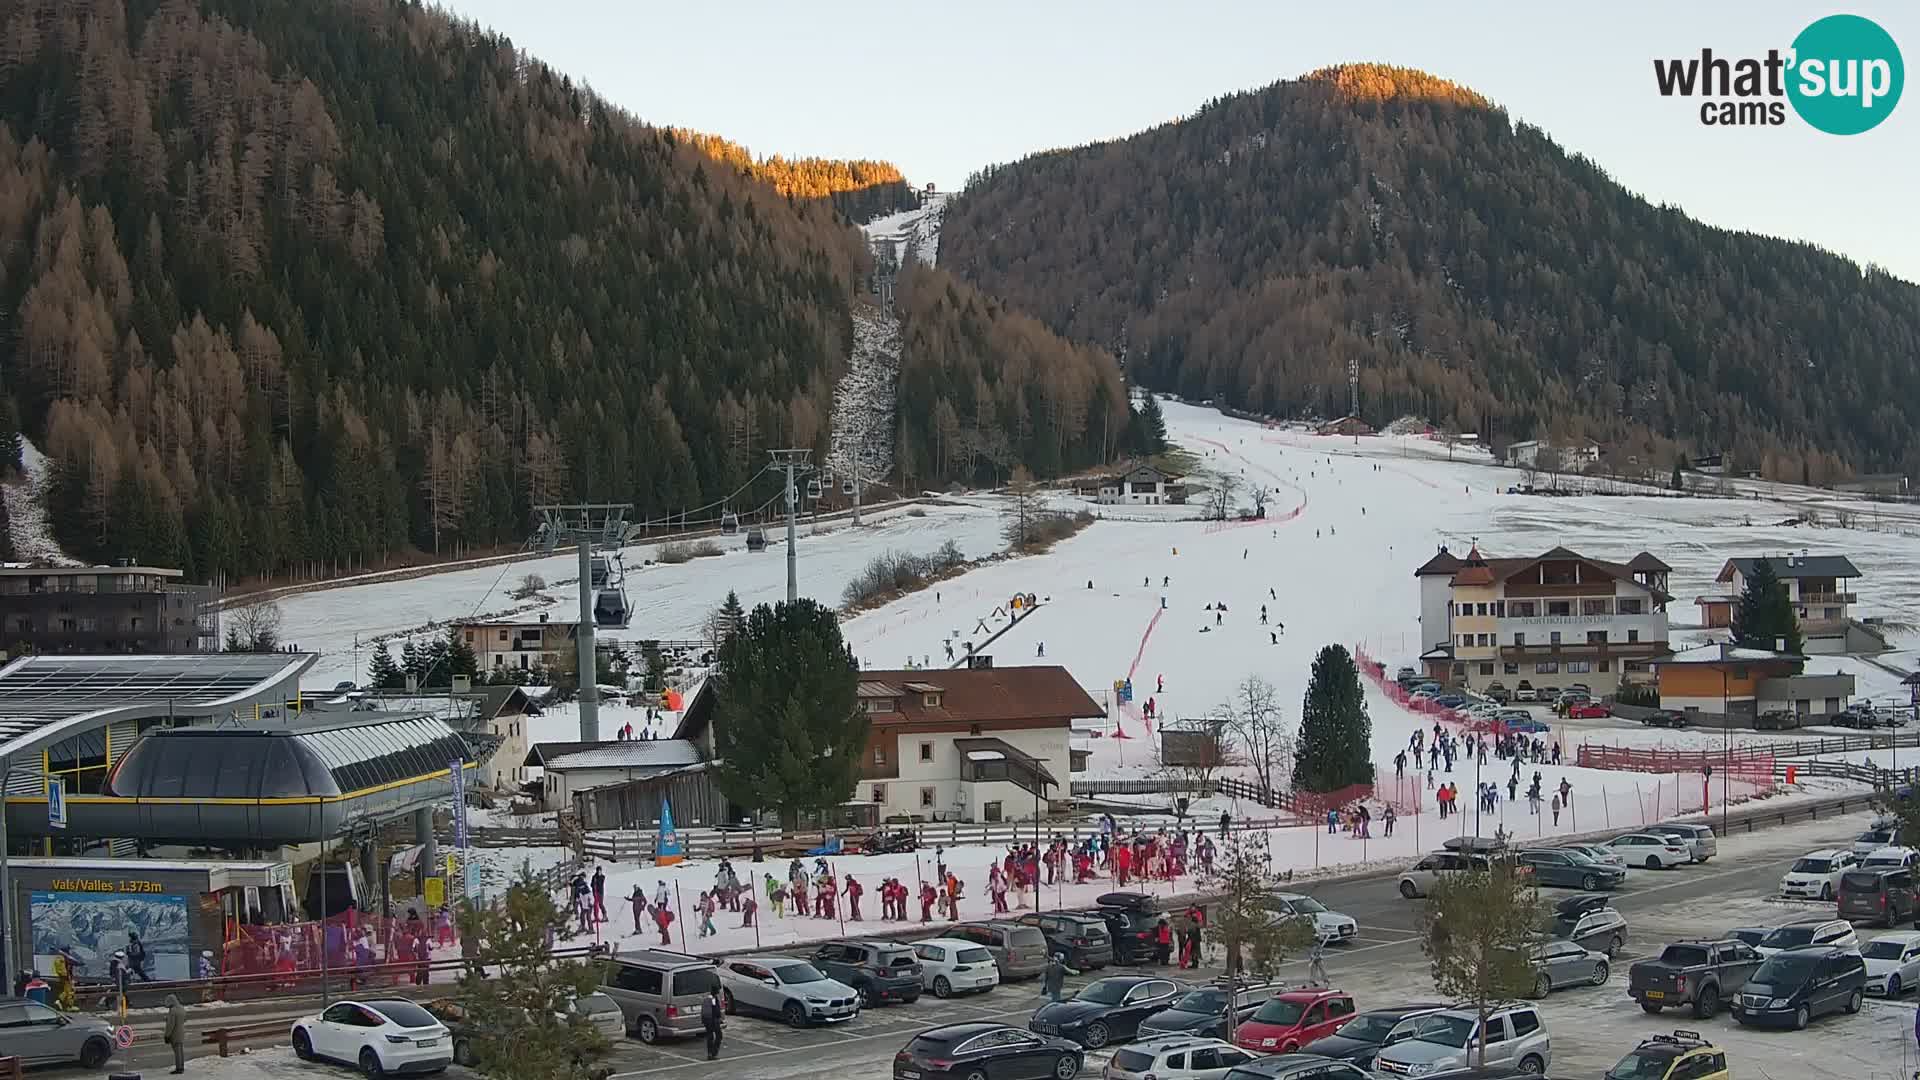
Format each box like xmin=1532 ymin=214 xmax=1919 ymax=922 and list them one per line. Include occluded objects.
xmin=1103 ymin=1036 xmax=1263 ymax=1080
xmin=1563 ymin=843 xmax=1627 ymax=870
xmin=1862 ymin=931 xmax=1920 ymax=995
xmin=1753 ymin=918 xmax=1859 ymax=957
xmin=1781 ymin=848 xmax=1860 ymax=900
xmin=714 ymin=956 xmax=860 ymax=1025
xmin=1860 ymin=846 xmax=1920 ymax=872
xmin=1269 ymin=891 xmax=1359 ymax=943
xmin=1853 ymin=826 xmax=1901 ymax=856
xmin=1606 ymin=833 xmax=1692 ymax=870
xmin=909 ymin=938 xmax=1000 ymax=998
xmin=292 ymin=998 xmax=452 ymax=1076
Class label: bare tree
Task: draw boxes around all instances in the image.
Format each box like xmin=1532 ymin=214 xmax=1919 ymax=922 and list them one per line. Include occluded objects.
xmin=1534 ymin=445 xmax=1563 ymax=492
xmin=224 ymin=598 xmax=283 ymax=652
xmin=1221 ymin=675 xmax=1293 ymax=803
xmin=1002 ymin=465 xmax=1047 ymax=547
xmin=1200 ymin=469 xmax=1242 ymax=521
xmin=1251 ymin=484 xmax=1270 ymax=518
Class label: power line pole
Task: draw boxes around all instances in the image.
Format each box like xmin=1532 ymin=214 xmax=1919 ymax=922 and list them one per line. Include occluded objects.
xmin=768 ymin=450 xmax=814 ymax=603
xmin=851 ymin=465 xmax=862 ymax=528
xmin=532 ymin=503 xmax=632 ymax=742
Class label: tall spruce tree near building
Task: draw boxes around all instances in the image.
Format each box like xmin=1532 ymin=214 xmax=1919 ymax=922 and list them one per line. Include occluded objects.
xmin=367 ymin=644 xmax=402 ymax=690
xmin=1294 ymin=644 xmax=1374 ymax=792
xmin=1730 ymin=557 xmax=1804 ymax=658
xmin=710 ymin=598 xmax=867 ymax=829
xmin=1132 ymin=394 xmax=1169 ymax=454
xmin=443 ymin=626 xmax=479 ymax=680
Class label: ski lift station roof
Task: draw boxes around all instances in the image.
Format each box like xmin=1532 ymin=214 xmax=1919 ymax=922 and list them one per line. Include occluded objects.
xmin=0 ymin=652 xmax=314 ymax=762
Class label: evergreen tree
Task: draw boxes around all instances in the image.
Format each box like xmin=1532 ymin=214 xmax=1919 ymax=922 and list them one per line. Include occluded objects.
xmin=1730 ymin=558 xmax=1803 ymax=658
xmin=453 ymin=873 xmax=608 ymax=1080
xmin=1671 ymin=456 xmax=1685 ymax=491
xmin=1419 ymin=859 xmax=1546 ymax=1068
xmin=0 ymin=396 xmax=19 ymax=474
xmin=1294 ymin=644 xmax=1374 ymax=792
xmin=718 ymin=590 xmax=746 ymax=642
xmin=400 ymin=639 xmax=425 ymax=686
xmin=1132 ymin=393 xmax=1169 ymax=454
xmin=641 ymin=641 xmax=666 ymax=694
xmin=709 ymin=598 xmax=868 ymax=829
xmin=367 ymin=643 xmax=402 ymax=689
xmin=444 ymin=626 xmax=479 ymax=680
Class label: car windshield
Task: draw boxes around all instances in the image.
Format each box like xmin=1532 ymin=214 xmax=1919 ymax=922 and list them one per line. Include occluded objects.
xmin=1251 ymin=999 xmax=1306 ymax=1025
xmin=774 ymin=963 xmax=827 ymax=985
xmin=1792 ymin=858 xmax=1834 ymax=873
xmin=368 ymin=1001 xmax=440 ymax=1028
xmin=1561 ymin=849 xmax=1596 ymax=865
xmin=1605 ymin=1050 xmax=1676 ymax=1080
xmin=1754 ymin=954 xmax=1819 ymax=984
xmin=1412 ymin=1015 xmax=1475 ymax=1047
xmin=1337 ymin=1013 xmax=1405 ymax=1042
xmin=1863 ymin=939 xmax=1908 ymax=960
xmin=1074 ymin=979 xmax=1134 ymax=1005
xmin=1861 ymin=831 xmax=1894 ymax=845
xmin=1172 ymin=989 xmax=1228 ymax=1013
xmin=1289 ymin=896 xmax=1328 ymax=914
xmin=1660 ymin=945 xmax=1711 ymax=966
xmin=1760 ymin=926 xmax=1816 ymax=948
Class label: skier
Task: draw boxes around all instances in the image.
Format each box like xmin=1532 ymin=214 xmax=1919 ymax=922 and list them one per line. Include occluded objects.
xmin=1215 ymin=610 xmax=1222 ymax=626
xmin=1036 ymin=641 xmax=1045 ymax=657
xmin=1270 ymin=631 xmax=1278 ymax=645
xmin=1260 ymin=605 xmax=1268 ymax=623
xmin=1157 ymin=674 xmax=1165 ymax=693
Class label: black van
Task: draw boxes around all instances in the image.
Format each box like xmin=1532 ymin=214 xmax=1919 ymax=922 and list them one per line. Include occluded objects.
xmin=1837 ymin=867 xmax=1920 ymax=926
xmin=1729 ymin=946 xmax=1866 ymax=1029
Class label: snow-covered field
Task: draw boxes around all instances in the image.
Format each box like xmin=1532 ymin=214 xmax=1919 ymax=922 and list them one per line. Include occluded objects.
xmin=862 ymin=191 xmax=947 ymax=268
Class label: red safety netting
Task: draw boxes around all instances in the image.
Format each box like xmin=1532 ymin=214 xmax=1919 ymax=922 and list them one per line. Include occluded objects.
xmin=221 ymin=909 xmax=455 ymax=988
xmin=1575 ymin=745 xmax=1779 ymax=812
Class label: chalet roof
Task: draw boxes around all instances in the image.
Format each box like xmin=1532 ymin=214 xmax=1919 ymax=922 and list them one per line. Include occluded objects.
xmin=858 ymin=665 xmax=1104 ymax=724
xmin=903 ymin=681 xmax=945 ymax=694
xmin=524 ymin=738 xmax=701 ymax=771
xmin=856 ymin=682 xmax=899 ymax=698
xmin=1413 ymin=546 xmax=1463 ymax=577
xmin=1626 ymin=552 xmax=1672 ymax=573
xmin=1719 ymin=555 xmax=1861 ymax=582
xmin=1451 ymin=546 xmax=1675 ymax=603
xmin=1658 ymin=644 xmax=1806 ymax=666
xmin=952 ymin=736 xmax=1058 ymax=786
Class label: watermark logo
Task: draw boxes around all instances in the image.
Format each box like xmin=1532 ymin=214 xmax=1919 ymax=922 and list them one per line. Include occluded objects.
xmin=1653 ymin=14 xmax=1903 ymax=133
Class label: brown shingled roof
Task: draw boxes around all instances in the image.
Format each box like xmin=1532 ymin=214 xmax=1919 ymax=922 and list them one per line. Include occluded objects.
xmin=1626 ymin=552 xmax=1672 ymax=572
xmin=1414 ymin=547 xmax=1463 ymax=577
xmin=859 ymin=665 xmax=1105 ymax=723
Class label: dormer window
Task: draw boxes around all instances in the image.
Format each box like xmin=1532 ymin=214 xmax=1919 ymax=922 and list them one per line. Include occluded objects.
xmin=924 ymin=693 xmax=942 ymax=708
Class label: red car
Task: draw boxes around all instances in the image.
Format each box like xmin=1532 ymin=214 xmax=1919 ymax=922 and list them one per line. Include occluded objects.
xmin=1566 ymin=702 xmax=1610 ymax=719
xmin=1231 ymin=988 xmax=1356 ymax=1054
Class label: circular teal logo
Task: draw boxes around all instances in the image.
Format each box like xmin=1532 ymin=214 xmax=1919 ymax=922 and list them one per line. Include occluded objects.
xmin=1787 ymin=14 xmax=1904 ymax=134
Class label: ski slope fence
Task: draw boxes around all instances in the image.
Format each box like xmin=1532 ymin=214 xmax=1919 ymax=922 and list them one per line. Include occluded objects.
xmin=1574 ymin=745 xmax=1779 ymax=810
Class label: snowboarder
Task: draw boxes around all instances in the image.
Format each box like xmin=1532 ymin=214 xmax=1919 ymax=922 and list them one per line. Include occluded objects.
xmin=1036 ymin=641 xmax=1045 ymax=657
xmin=1270 ymin=631 xmax=1278 ymax=644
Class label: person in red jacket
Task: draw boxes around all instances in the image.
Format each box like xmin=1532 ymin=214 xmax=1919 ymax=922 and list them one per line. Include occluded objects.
xmin=919 ymin=882 xmax=937 ymax=922
xmin=1153 ymin=917 xmax=1173 ymax=965
xmin=1115 ymin=842 xmax=1133 ymax=887
xmin=844 ymin=876 xmax=864 ymax=921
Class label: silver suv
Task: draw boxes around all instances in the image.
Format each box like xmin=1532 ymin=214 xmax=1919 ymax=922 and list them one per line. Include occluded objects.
xmin=1645 ymin=823 xmax=1718 ymax=862
xmin=1372 ymin=1004 xmax=1550 ymax=1077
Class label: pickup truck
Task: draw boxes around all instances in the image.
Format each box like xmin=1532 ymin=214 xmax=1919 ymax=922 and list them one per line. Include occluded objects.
xmin=1627 ymin=939 xmax=1763 ymax=1019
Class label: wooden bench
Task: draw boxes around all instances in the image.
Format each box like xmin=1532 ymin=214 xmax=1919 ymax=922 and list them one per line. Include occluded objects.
xmin=203 ymin=1020 xmax=293 ymax=1057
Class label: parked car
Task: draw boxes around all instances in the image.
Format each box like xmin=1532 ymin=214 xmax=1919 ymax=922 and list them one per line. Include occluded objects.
xmin=424 ymin=993 xmax=625 ymax=1067
xmin=1503 ymin=713 xmax=1552 ymax=735
xmin=1015 ymin=911 xmax=1115 ymax=969
xmin=1640 ymin=709 xmax=1689 ymax=729
xmin=1725 ymin=927 xmax=1770 ymax=950
xmin=1628 ymin=939 xmax=1763 ymax=1017
xmin=1754 ymin=918 xmax=1859 ymax=957
xmin=1219 ymin=1054 xmax=1373 ymax=1080
xmin=1756 ymin=708 xmax=1799 ymax=730
xmin=1551 ymin=693 xmax=1591 ymax=716
xmin=1080 ymin=905 xmax=1161 ymax=965
xmin=1781 ymin=848 xmax=1861 ymax=900
xmin=1103 ymin=1036 xmax=1262 ymax=1080
xmin=1398 ymin=850 xmax=1492 ymax=898
xmin=811 ymin=940 xmax=924 ymax=1006
xmin=1513 ymin=681 xmax=1537 ymax=702
xmin=1548 ymin=894 xmax=1628 ymax=956
xmin=1605 ymin=1031 xmax=1729 ymax=1080
xmin=1837 ymin=866 xmax=1920 ymax=926
xmin=1484 ymin=682 xmax=1511 ymax=703
xmin=894 ymin=1022 xmax=1084 ymax=1080
xmin=1853 ymin=825 xmax=1902 ymax=856
xmin=1394 ymin=666 xmax=1421 ymax=687
xmin=1564 ymin=702 xmax=1609 ymax=719
xmin=1729 ymin=945 xmax=1866 ymax=1028
xmin=1137 ymin=979 xmax=1285 ymax=1042
xmin=1562 ymin=842 xmax=1628 ymax=869
xmin=1411 ymin=682 xmax=1442 ymax=696
xmin=1515 ymin=848 xmax=1626 ymax=891
xmin=0 ymin=997 xmax=117 ymax=1068
xmin=601 ymin=948 xmax=720 ymax=1042
xmin=1028 ymin=975 xmax=1185 ymax=1049
xmin=714 ymin=956 xmax=860 ymax=1027
xmin=1371 ymin=1004 xmax=1550 ymax=1077
xmin=1265 ymin=892 xmax=1359 ymax=943
xmin=1521 ymin=939 xmax=1611 ymax=996
xmin=1296 ymin=1002 xmax=1446 ymax=1071
xmin=949 ymin=920 xmax=1050 ymax=981
xmin=291 ymin=998 xmax=453 ymax=1076
xmin=1862 ymin=930 xmax=1920 ymax=995
xmin=1606 ymin=833 xmax=1692 ymax=870
xmin=1231 ymin=988 xmax=1356 ymax=1055
xmin=1433 ymin=693 xmax=1469 ymax=710
xmin=1859 ymin=846 xmax=1920 ymax=871
xmin=1834 ymin=703 xmax=1882 ymax=729
xmin=1643 ymin=823 xmax=1718 ymax=863
xmin=909 ymin=938 xmax=1001 ymax=998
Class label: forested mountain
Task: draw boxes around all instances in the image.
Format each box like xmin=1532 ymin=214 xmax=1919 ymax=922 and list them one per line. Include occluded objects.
xmin=671 ymin=130 xmax=921 ymax=224
xmin=940 ymin=64 xmax=1920 ymax=483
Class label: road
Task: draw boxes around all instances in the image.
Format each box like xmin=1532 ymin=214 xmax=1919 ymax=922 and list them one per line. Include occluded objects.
xmin=38 ymin=809 xmax=1919 ymax=1079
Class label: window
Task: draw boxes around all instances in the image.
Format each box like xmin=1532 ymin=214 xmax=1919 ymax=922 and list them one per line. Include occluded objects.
xmin=1535 ymin=661 xmax=1559 ymax=674
xmin=1458 ymin=603 xmax=1471 ymax=616
xmin=1824 ymin=607 xmax=1840 ymax=619
xmin=872 ymin=745 xmax=887 ymax=765
xmin=1508 ymin=1010 xmax=1540 ymax=1037
xmin=1587 ymin=630 xmax=1609 ymax=644
xmin=920 ymin=786 xmax=936 ymax=808
xmin=1509 ymin=601 xmax=1536 ymax=617
xmin=1547 ymin=601 xmax=1571 ymax=616
xmin=871 ymin=785 xmax=886 ymax=803
xmin=1329 ymin=996 xmax=1355 ymax=1018
xmin=1627 ymin=629 xmax=1640 ymax=643
xmin=1581 ymin=598 xmax=1612 ymax=616
xmin=1476 ymin=634 xmax=1490 ymax=647
xmin=1482 ymin=1016 xmax=1511 ymax=1044
xmin=1513 ymin=632 xmax=1526 ymax=646
xmin=983 ymin=801 xmax=1003 ymax=822
xmin=1566 ymin=661 xmax=1591 ymax=674
xmin=924 ymin=693 xmax=942 ymax=707
xmin=1480 ymin=663 xmax=1495 ymax=675
xmin=1493 ymin=601 xmax=1506 ymax=617
xmin=1549 ymin=631 xmax=1561 ymax=644
xmin=1460 ymin=634 xmax=1472 ymax=647
xmin=1476 ymin=603 xmax=1489 ymax=616
xmin=1504 ymin=663 xmax=1520 ymax=675
xmin=919 ymin=741 xmax=933 ymax=762
xmin=497 ymin=629 xmax=509 ymax=642
xmin=1617 ymin=597 xmax=1643 ymax=614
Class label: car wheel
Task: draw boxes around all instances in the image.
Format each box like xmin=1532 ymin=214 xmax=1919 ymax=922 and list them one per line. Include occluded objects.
xmin=1793 ymin=1004 xmax=1810 ymax=1030
xmin=1518 ymin=1054 xmax=1545 ymax=1075
xmin=1399 ymin=880 xmax=1419 ymax=899
xmin=1640 ymin=1002 xmax=1662 ymax=1014
xmin=1890 ymin=974 xmax=1903 ymax=996
xmin=1608 ymin=933 xmax=1623 ymax=957
xmin=933 ymin=975 xmax=954 ymax=998
xmin=784 ymin=1001 xmax=807 ymax=1028
xmin=78 ymin=1036 xmax=111 ymax=1069
xmin=722 ymin=989 xmax=737 ymax=1015
xmin=1646 ymin=855 xmax=1662 ymax=870
xmin=1592 ymin=960 xmax=1610 ymax=986
xmin=294 ymin=1029 xmax=315 ymax=1061
xmin=1821 ymin=883 xmax=1833 ymax=901
xmin=1846 ymin=988 xmax=1863 ymax=1014
xmin=1533 ymin=972 xmax=1551 ymax=998
xmin=856 ymin=984 xmax=873 ymax=1009
xmin=965 ymin=1071 xmax=990 ymax=1080
xmin=1581 ymin=873 xmax=1599 ymax=891
xmin=637 ymin=1015 xmax=661 ymax=1043
xmin=1083 ymin=1021 xmax=1111 ymax=1049
xmin=1054 ymin=1054 xmax=1082 ymax=1079
xmin=360 ymin=1047 xmax=387 ymax=1079
xmin=1694 ymin=986 xmax=1719 ymax=1019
